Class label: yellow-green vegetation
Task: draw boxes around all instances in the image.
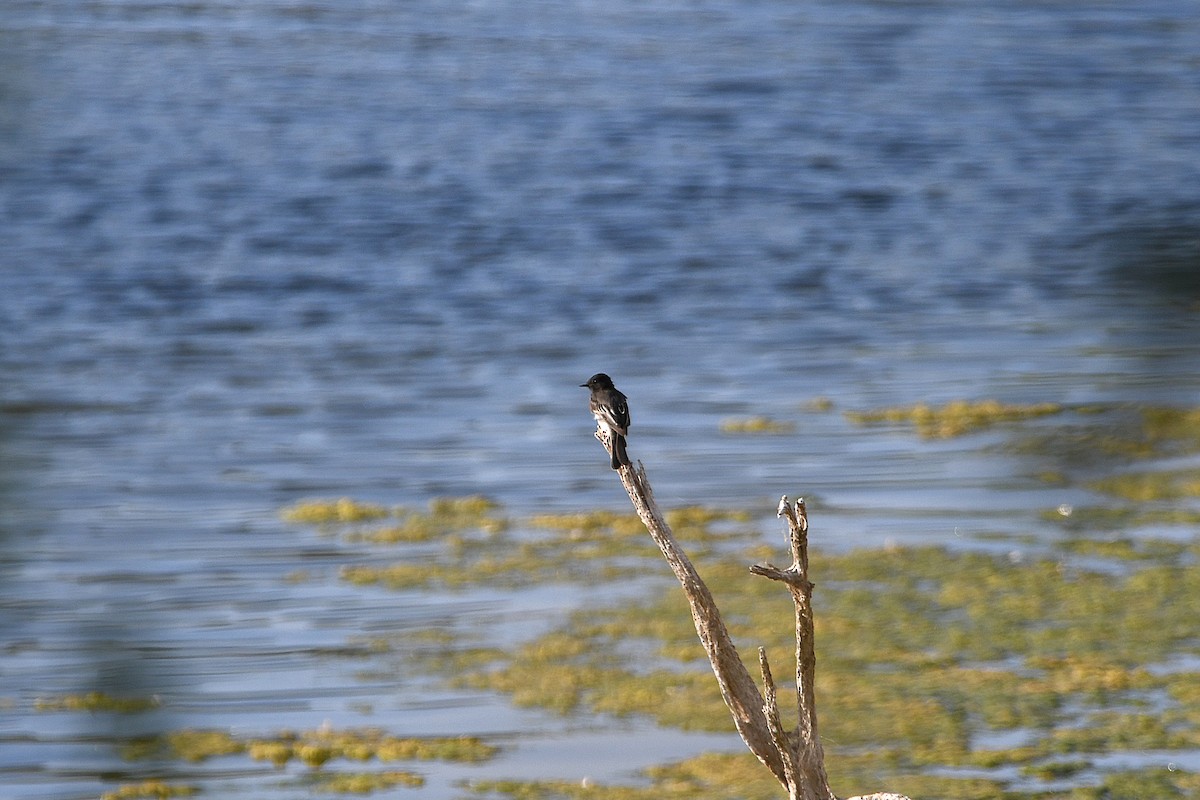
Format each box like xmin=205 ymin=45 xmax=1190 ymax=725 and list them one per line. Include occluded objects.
xmin=282 ymin=497 xmax=391 ymax=524
xmin=1057 ymin=536 xmax=1189 ymax=561
xmin=469 ymin=751 xmax=788 ymax=800
xmin=527 ymin=509 xmax=647 ymax=538
xmin=1017 ymin=404 xmax=1200 ymax=532
xmin=1015 ymin=404 xmax=1200 ymax=465
xmin=335 ymin=501 xmax=752 ymax=591
xmin=467 ymin=751 xmax=1200 ymax=800
xmin=469 ymin=752 xmax=1017 ymax=800
xmin=259 ymin=729 xmax=496 ymax=768
xmin=1140 ymin=405 xmax=1200 ymax=449
xmin=35 ymin=691 xmax=160 ymax=713
xmin=122 ymin=729 xmax=244 ymax=762
xmin=719 ymin=416 xmax=797 ymax=435
xmin=429 ymin=495 xmax=501 ymax=517
xmin=101 ymin=781 xmax=197 ymax=800
xmin=1088 ymin=467 xmax=1200 ymax=502
xmin=528 ymin=506 xmax=750 ymax=543
xmin=284 ymin=495 xmax=507 ymax=545
xmin=123 ymin=726 xmax=497 ymax=771
xmin=843 ymin=401 xmax=1200 ymax=536
xmin=803 ymin=397 xmax=835 ymax=412
xmin=444 ymin=538 xmax=1200 ymax=799
xmin=311 ymin=771 xmax=425 ymax=793
xmin=845 ymin=399 xmax=1064 ymax=438
xmin=1042 ymin=504 xmax=1200 ymax=532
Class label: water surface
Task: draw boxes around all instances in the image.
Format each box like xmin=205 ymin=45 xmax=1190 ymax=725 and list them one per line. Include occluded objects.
xmin=2 ymin=0 xmax=1199 ymax=797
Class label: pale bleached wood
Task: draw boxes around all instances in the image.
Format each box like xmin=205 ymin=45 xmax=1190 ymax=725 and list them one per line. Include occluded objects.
xmin=751 ymin=497 xmax=835 ymax=800
xmin=593 ymin=427 xmax=909 ymax=800
xmin=611 ymin=450 xmax=788 ymax=786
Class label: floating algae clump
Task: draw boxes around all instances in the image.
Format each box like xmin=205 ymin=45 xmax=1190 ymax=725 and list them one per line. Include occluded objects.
xmin=846 ymin=399 xmax=1063 ymax=438
xmin=311 ymin=771 xmax=424 ymax=793
xmin=101 ymin=781 xmax=197 ymax=800
xmin=1087 ymin=467 xmax=1200 ymax=502
xmin=124 ymin=726 xmax=497 ymax=770
xmin=35 ymin=691 xmax=160 ymax=714
xmin=719 ymin=415 xmax=797 ymax=434
xmin=242 ymin=729 xmax=497 ymax=768
xmin=285 ymin=494 xmax=508 ymax=543
xmin=282 ymin=497 xmax=390 ymax=524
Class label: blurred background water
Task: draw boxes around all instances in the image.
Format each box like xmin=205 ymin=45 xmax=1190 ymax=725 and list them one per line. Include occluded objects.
xmin=1 ymin=0 xmax=1199 ymax=797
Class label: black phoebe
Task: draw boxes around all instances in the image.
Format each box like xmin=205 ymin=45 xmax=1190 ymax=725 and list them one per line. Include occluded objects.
xmin=580 ymin=373 xmax=631 ymax=469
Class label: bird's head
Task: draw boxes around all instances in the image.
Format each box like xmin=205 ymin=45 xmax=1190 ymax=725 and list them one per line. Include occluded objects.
xmin=580 ymin=373 xmax=615 ymax=390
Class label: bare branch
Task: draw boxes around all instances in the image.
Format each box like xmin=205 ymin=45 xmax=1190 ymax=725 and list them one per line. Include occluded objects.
xmin=616 ymin=458 xmax=788 ymax=785
xmin=756 ymin=497 xmax=832 ymax=799
xmin=597 ymin=427 xmax=910 ymax=800
xmin=760 ymin=647 xmax=801 ymax=796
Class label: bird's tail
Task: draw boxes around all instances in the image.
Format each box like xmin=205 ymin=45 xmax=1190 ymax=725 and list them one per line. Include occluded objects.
xmin=611 ymin=434 xmax=631 ymax=469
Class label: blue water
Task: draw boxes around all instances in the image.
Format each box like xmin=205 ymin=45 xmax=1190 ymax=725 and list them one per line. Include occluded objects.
xmin=2 ymin=1 xmax=1200 ymax=797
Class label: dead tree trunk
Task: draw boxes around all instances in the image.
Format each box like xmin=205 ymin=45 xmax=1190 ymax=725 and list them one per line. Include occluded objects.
xmin=595 ymin=428 xmax=909 ymax=800
xmin=614 ymin=460 xmax=792 ymax=789
xmin=749 ymin=496 xmax=833 ymax=800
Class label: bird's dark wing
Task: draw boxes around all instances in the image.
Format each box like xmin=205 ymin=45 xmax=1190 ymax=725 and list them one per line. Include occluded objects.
xmin=602 ymin=392 xmax=630 ymax=435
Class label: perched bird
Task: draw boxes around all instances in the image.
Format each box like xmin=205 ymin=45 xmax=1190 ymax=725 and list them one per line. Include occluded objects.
xmin=580 ymin=373 xmax=631 ymax=469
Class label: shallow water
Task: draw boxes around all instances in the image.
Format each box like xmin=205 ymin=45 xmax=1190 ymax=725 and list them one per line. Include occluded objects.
xmin=2 ymin=0 xmax=1200 ymax=797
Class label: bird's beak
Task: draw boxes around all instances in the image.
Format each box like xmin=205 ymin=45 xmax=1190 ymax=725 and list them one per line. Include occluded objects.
xmin=579 ymin=382 xmax=588 ymax=387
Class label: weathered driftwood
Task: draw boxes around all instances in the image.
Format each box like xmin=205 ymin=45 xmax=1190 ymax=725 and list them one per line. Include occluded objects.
xmin=749 ymin=496 xmax=834 ymax=800
xmin=594 ymin=427 xmax=909 ymax=800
